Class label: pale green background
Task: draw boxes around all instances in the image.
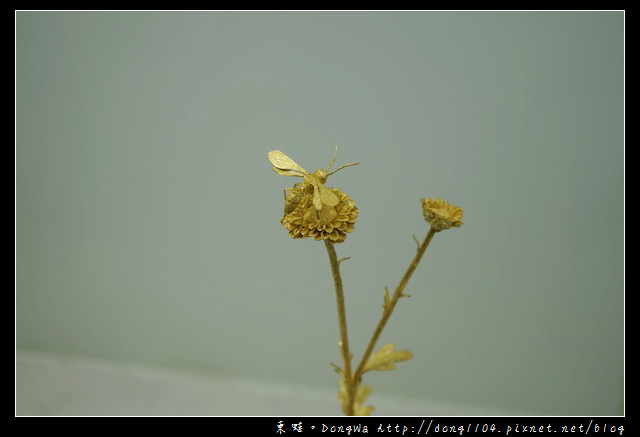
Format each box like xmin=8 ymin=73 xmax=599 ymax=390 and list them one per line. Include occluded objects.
xmin=16 ymin=11 xmax=624 ymax=415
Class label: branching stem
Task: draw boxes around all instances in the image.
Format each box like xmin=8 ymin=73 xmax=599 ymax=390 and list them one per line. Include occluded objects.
xmin=354 ymin=227 xmax=437 ymax=381
xmin=325 ymin=227 xmax=438 ymax=416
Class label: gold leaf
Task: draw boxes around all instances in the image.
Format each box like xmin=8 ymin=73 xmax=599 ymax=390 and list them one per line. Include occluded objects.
xmin=355 ymin=384 xmax=371 ymax=405
xmin=363 ymin=343 xmax=413 ymax=373
xmin=354 ymin=404 xmax=374 ymax=416
xmin=383 ymin=287 xmax=390 ymax=309
xmin=330 ymin=363 xmax=343 ymax=374
xmin=336 ymin=378 xmax=374 ymax=416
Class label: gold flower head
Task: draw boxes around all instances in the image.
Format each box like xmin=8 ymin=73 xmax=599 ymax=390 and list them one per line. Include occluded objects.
xmin=420 ymin=198 xmax=463 ymax=231
xmin=281 ymin=185 xmax=358 ymax=243
xmin=269 ymin=148 xmax=359 ymax=243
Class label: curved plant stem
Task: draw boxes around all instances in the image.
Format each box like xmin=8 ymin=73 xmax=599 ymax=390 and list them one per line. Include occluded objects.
xmin=354 ymin=227 xmax=437 ymax=382
xmin=324 ymin=240 xmax=354 ymax=415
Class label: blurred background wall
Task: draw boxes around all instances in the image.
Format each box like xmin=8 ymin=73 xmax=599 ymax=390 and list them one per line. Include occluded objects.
xmin=16 ymin=11 xmax=624 ymax=415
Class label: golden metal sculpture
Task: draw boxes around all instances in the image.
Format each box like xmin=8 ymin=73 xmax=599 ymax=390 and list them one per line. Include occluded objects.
xmin=268 ymin=147 xmax=360 ymax=211
xmin=268 ymin=147 xmax=463 ymax=415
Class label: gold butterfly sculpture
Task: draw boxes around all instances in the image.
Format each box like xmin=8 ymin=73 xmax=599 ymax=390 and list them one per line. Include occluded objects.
xmin=268 ymin=147 xmax=360 ymax=211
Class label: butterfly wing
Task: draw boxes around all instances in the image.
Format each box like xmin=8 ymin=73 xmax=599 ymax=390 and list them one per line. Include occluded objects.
xmin=268 ymin=150 xmax=307 ymax=176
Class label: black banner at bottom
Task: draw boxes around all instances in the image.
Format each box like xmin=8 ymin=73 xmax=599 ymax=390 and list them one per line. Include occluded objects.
xmin=266 ymin=417 xmax=626 ymax=435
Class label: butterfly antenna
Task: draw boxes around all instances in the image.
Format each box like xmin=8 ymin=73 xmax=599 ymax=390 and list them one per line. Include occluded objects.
xmin=328 ymin=161 xmax=360 ymax=175
xmin=325 ymin=146 xmax=339 ymax=172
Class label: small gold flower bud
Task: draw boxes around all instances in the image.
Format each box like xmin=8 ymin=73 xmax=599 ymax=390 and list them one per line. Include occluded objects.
xmin=420 ymin=197 xmax=463 ymax=231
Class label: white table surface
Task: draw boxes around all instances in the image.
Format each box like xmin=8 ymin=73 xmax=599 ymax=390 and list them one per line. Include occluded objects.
xmin=16 ymin=351 xmax=516 ymax=417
